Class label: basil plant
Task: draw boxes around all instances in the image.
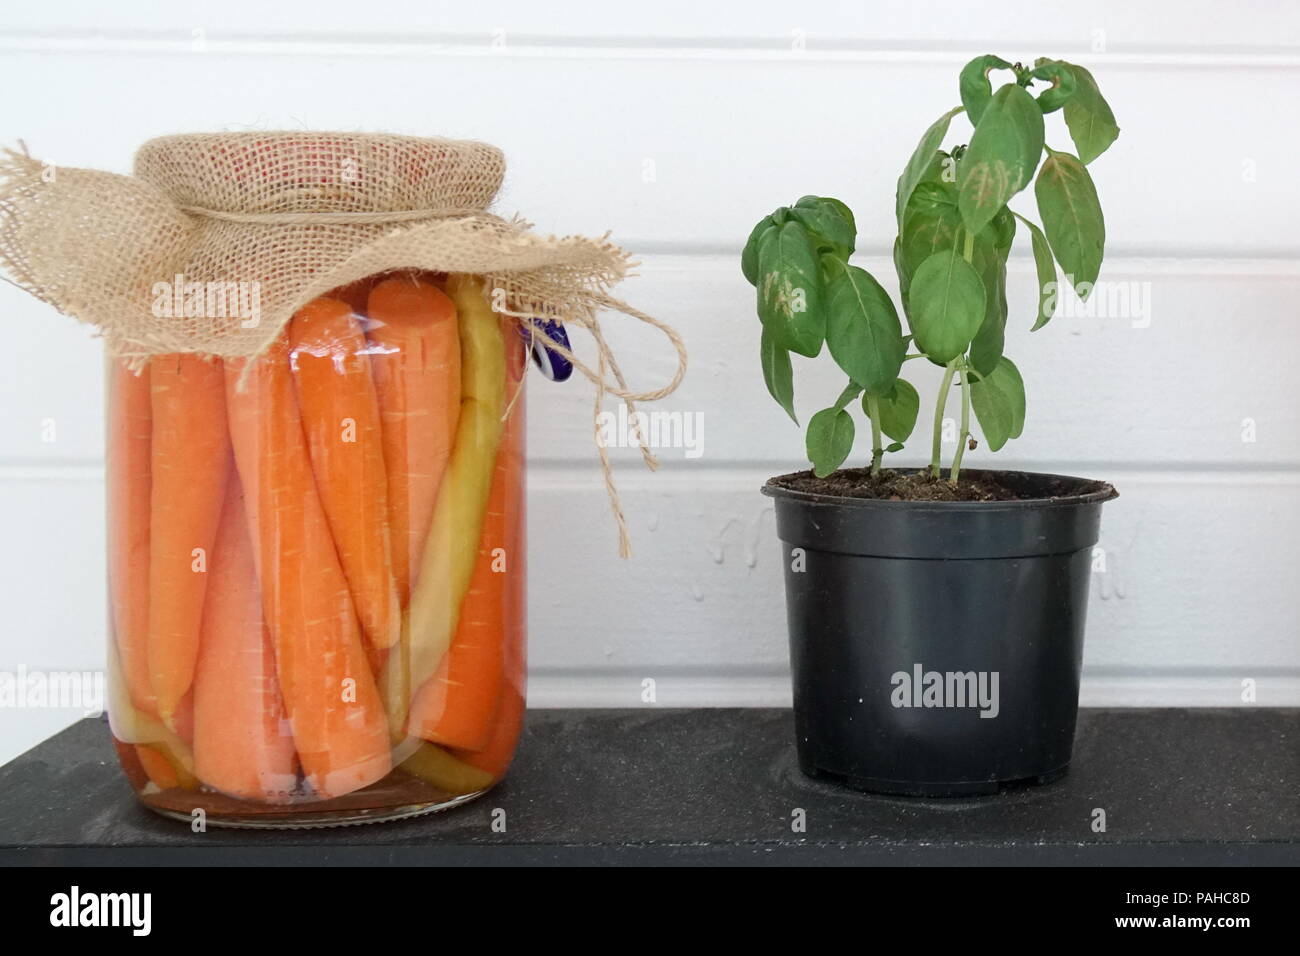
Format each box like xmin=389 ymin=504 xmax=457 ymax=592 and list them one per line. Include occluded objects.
xmin=743 ymin=56 xmax=1118 ymax=480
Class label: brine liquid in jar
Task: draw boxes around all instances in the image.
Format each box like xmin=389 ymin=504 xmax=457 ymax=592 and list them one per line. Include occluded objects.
xmin=106 ymin=271 xmax=526 ymax=827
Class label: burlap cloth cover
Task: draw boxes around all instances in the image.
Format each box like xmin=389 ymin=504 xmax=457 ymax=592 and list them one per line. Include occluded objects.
xmin=0 ymin=132 xmax=687 ymax=555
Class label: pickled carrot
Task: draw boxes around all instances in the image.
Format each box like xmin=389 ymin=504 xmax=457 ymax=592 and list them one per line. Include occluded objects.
xmin=501 ymin=331 xmax=528 ymax=715
xmin=146 ymin=354 xmax=230 ymax=730
xmin=193 ymin=478 xmax=299 ymax=803
xmin=225 ymin=339 xmax=392 ymax=798
xmin=450 ymin=377 xmax=526 ymax=778
xmin=406 ymin=394 xmax=523 ymax=749
xmin=452 ymin=685 xmax=524 ymax=779
xmin=380 ymin=275 xmax=506 ymax=733
xmin=131 ymin=739 xmax=197 ymax=789
xmin=112 ymin=738 xmax=150 ymax=791
xmin=125 ymin=704 xmax=198 ymax=792
xmin=329 ymin=276 xmax=379 ymax=314
xmin=136 ymin=744 xmax=187 ymax=791
xmin=172 ymin=689 xmax=194 ymax=745
xmin=107 ymin=360 xmax=156 ymax=717
xmin=107 ymin=627 xmax=197 ymax=789
xmin=365 ymin=275 xmax=461 ymax=603
xmin=138 ymin=736 xmax=200 ymax=791
xmin=289 ymin=297 xmax=400 ymax=652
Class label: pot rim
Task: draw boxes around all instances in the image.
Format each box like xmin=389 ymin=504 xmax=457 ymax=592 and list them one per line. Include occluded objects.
xmin=761 ymin=467 xmax=1119 ymax=512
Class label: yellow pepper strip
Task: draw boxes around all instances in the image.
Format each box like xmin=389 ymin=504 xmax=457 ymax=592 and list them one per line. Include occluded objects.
xmin=382 ymin=275 xmax=507 ymax=733
xmin=398 ymin=741 xmax=496 ymax=795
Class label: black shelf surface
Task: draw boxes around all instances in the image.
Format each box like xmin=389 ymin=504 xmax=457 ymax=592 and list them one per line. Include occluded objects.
xmin=1 ymin=708 xmax=1296 ymax=865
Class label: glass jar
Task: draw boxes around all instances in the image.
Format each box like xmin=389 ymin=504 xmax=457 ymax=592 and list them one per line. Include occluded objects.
xmin=105 ymin=270 xmax=526 ymax=827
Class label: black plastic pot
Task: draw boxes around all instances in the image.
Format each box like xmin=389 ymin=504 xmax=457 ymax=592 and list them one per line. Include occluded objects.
xmin=763 ymin=469 xmax=1117 ymax=797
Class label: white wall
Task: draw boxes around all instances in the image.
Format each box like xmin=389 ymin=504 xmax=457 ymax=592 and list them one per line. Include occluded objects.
xmin=1 ymin=2 xmax=1298 ymax=763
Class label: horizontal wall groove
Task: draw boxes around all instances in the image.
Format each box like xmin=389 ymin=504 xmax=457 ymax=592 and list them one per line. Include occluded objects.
xmin=522 ymin=462 xmax=1300 ymax=480
xmin=2 ymin=32 xmax=1299 ymax=68
xmin=623 ymin=243 xmax=1300 ymax=273
xmin=3 ymin=461 xmax=1299 ymax=482
xmin=0 ymin=462 xmax=104 ymax=481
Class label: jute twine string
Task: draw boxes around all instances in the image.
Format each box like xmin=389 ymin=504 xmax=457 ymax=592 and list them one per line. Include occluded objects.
xmin=0 ymin=133 xmax=688 ymax=557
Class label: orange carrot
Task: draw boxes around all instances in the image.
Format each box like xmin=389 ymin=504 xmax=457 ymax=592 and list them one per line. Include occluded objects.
xmin=107 ymin=360 xmax=155 ymax=717
xmin=193 ymin=477 xmax=300 ymax=803
xmin=406 ymin=391 xmax=524 ymax=749
xmin=106 ymin=634 xmax=196 ymax=790
xmin=136 ymin=745 xmax=185 ymax=791
xmin=329 ymin=276 xmax=378 ymax=314
xmin=225 ymin=339 xmax=392 ymax=798
xmin=451 ymin=684 xmax=524 ymax=780
xmin=365 ymin=275 xmax=461 ymax=604
xmin=440 ymin=330 xmax=526 ymax=770
xmin=171 ymin=690 xmax=195 ymax=746
xmin=135 ymin=738 xmax=199 ymax=792
xmin=382 ymin=275 xmax=506 ymax=733
xmin=146 ymin=354 xmax=230 ymax=729
xmin=113 ymin=738 xmax=150 ymax=791
xmin=289 ymin=297 xmax=400 ymax=652
xmin=454 ymin=501 xmax=526 ymax=783
xmin=503 ymin=329 xmax=528 ymax=701
xmin=451 ymin=513 xmax=526 ymax=782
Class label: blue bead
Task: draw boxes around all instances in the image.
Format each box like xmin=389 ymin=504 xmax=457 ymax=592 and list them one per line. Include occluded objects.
xmin=518 ymin=318 xmax=573 ymax=382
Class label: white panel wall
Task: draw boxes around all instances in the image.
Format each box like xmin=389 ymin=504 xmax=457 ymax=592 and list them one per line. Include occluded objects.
xmin=1 ymin=2 xmax=1298 ymax=762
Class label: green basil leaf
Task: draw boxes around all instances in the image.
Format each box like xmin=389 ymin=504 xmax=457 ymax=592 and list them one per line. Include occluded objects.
xmin=741 ymin=215 xmax=776 ymax=286
xmin=968 ymin=253 xmax=1007 ymax=377
xmin=1013 ymin=212 xmax=1058 ymax=330
xmin=897 ymin=199 xmax=963 ymax=298
xmin=826 ymin=265 xmax=906 ymax=393
xmin=819 ymin=251 xmax=844 ymax=285
xmin=833 ymin=380 xmax=864 ymax=411
xmin=970 ymin=356 xmax=1026 ymax=451
xmin=803 ymin=195 xmax=855 ymax=232
xmin=970 ymin=377 xmax=1011 ymax=451
xmin=959 ymin=55 xmax=1013 ymax=126
xmin=1059 ymin=62 xmax=1119 ymax=164
xmin=760 ymin=326 xmax=797 ymax=424
xmin=1035 ymin=151 xmax=1105 ymax=298
xmin=897 ymin=152 xmax=956 ymax=291
xmin=896 ymin=106 xmax=964 ymax=225
xmin=906 ymin=177 xmax=958 ymax=215
xmin=907 ymin=248 xmax=986 ymax=364
xmin=987 ymin=203 xmax=1017 ymax=255
xmin=806 ymin=406 xmax=855 ymax=478
xmin=1003 ymin=358 xmax=1026 ymax=438
xmin=1030 ymin=60 xmax=1077 ymax=113
xmin=893 ymin=236 xmax=911 ymax=298
xmin=791 ymin=196 xmax=856 ymax=259
xmin=864 ymin=378 xmax=920 ymax=442
xmin=757 ymin=221 xmax=825 ymax=357
xmin=957 ymin=84 xmax=1045 ymax=236
xmin=885 ymin=441 xmax=905 ymax=453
